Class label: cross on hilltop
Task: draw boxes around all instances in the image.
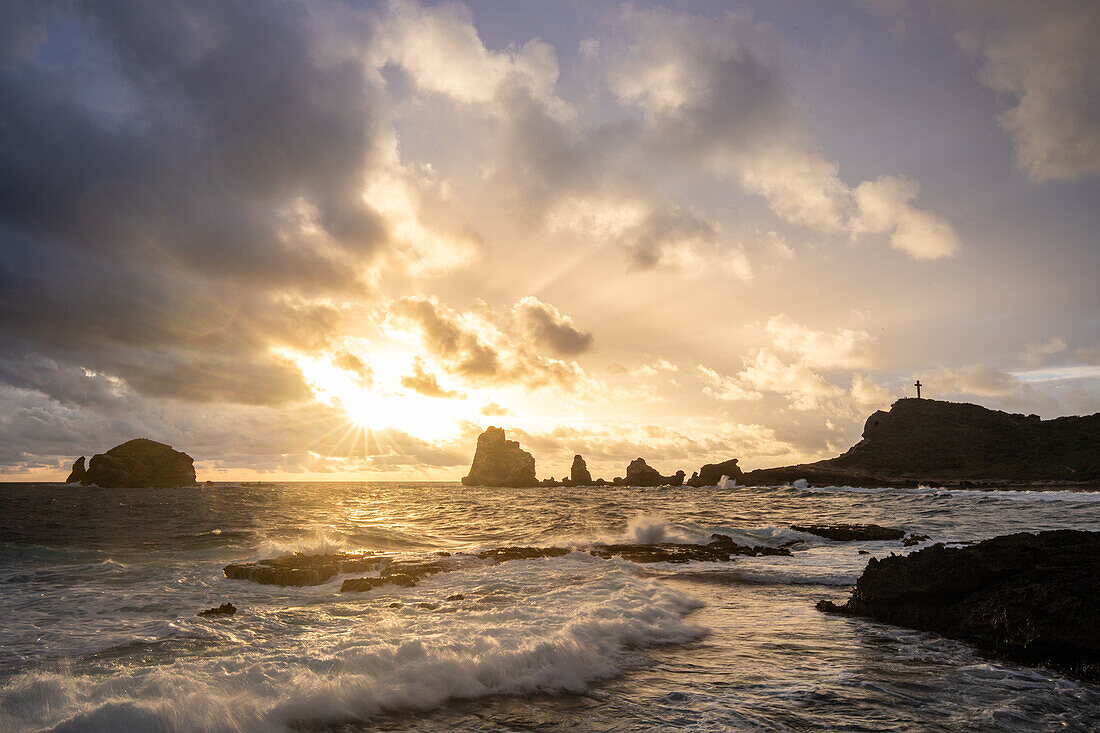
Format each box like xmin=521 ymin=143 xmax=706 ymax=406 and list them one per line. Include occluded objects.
xmin=914 ymin=380 xmax=922 ymax=399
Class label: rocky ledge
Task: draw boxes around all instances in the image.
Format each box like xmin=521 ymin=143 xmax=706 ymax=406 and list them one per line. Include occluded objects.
xmin=817 ymin=530 xmax=1100 ymax=680
xmin=790 ymin=523 xmax=905 ymax=541
xmin=66 ymin=438 xmax=198 ymax=488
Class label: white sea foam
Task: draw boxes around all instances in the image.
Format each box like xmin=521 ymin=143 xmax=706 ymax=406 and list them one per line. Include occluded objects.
xmin=0 ymin=554 xmax=705 ymax=732
xmin=253 ymin=529 xmax=350 ymax=558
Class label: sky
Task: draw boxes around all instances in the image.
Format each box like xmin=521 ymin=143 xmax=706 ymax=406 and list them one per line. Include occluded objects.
xmin=1 ymin=0 xmax=1098 ymax=482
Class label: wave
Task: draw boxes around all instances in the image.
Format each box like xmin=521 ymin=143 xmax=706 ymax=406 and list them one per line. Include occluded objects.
xmin=790 ymin=484 xmax=1100 ymax=503
xmin=1 ymin=555 xmax=706 ymax=732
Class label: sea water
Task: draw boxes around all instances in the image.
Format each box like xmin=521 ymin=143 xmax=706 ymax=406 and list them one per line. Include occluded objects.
xmin=1 ymin=482 xmax=1099 ymax=732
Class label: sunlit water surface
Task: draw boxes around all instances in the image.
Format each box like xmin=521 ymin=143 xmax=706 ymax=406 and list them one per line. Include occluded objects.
xmin=2 ymin=482 xmax=1099 ymax=731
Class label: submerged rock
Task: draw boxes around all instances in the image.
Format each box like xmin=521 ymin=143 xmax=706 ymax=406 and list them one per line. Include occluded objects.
xmin=461 ymin=427 xmax=538 ymax=487
xmin=197 ymin=602 xmax=236 ymax=616
xmin=570 ymin=455 xmax=593 ymax=485
xmin=224 ymin=551 xmax=382 ymax=587
xmin=817 ymin=530 xmax=1100 ymax=680
xmin=65 ymin=457 xmax=87 ymax=484
xmin=687 ymin=459 xmax=744 ymax=487
xmin=590 ymin=533 xmax=790 ymax=563
xmin=476 ymin=546 xmax=571 ymax=562
xmin=790 ymin=523 xmax=905 ymax=541
xmin=73 ymin=439 xmax=197 ymax=488
xmin=623 ymin=458 xmax=685 ymax=487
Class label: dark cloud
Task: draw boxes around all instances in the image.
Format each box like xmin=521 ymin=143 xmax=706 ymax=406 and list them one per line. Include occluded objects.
xmin=512 ymin=296 xmax=593 ymax=356
xmin=400 ymin=357 xmax=466 ymax=399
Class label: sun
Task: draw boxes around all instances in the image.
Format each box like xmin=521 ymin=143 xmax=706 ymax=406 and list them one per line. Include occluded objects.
xmin=277 ymin=346 xmax=472 ymax=441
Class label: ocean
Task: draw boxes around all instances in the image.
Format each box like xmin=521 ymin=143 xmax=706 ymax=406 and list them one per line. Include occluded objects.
xmin=1 ymin=481 xmax=1099 ymax=732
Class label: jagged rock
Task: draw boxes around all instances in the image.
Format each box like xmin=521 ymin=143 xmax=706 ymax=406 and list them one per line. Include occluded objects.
xmin=590 ymin=533 xmax=790 ymax=563
xmin=903 ymin=533 xmax=931 ymax=547
xmin=570 ymin=455 xmax=592 ymax=485
xmin=74 ymin=439 xmax=197 ymax=488
xmin=224 ymin=551 xmax=382 ymax=587
xmin=197 ymin=602 xmax=236 ymax=616
xmin=446 ymin=594 xmax=465 ymax=601
xmin=340 ymin=577 xmax=387 ymax=592
xmin=743 ymin=399 xmax=1100 ymax=487
xmin=65 ymin=457 xmax=87 ymax=484
xmin=476 ymin=546 xmax=570 ymax=562
xmin=687 ymin=458 xmax=744 ymax=487
xmin=817 ymin=530 xmax=1100 ymax=681
xmin=623 ymin=458 xmax=685 ymax=487
xmin=790 ymin=524 xmax=905 ymax=541
xmin=461 ymin=427 xmax=538 ymax=487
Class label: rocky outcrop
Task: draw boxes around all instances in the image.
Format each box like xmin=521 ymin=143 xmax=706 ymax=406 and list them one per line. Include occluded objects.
xmin=224 ymin=551 xmax=383 ymax=587
xmin=619 ymin=458 xmax=685 ymax=487
xmin=461 ymin=427 xmax=538 ymax=487
xmin=742 ymin=399 xmax=1100 ymax=488
xmin=197 ymin=602 xmax=236 ymax=616
xmin=590 ymin=533 xmax=790 ymax=562
xmin=817 ymin=530 xmax=1100 ymax=680
xmin=65 ymin=457 xmax=87 ymax=484
xmin=71 ymin=439 xmax=197 ymax=488
xmin=570 ymin=455 xmax=592 ymax=485
xmin=687 ymin=458 xmax=744 ymax=487
xmin=790 ymin=523 xmax=905 ymax=541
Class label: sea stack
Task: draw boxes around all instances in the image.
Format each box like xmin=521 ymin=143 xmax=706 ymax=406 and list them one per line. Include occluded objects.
xmin=71 ymin=439 xmax=198 ymax=488
xmin=570 ymin=455 xmax=592 ymax=485
xmin=687 ymin=458 xmax=744 ymax=487
xmin=461 ymin=427 xmax=538 ymax=487
xmin=65 ymin=457 xmax=87 ymax=484
xmin=621 ymin=458 xmax=685 ymax=487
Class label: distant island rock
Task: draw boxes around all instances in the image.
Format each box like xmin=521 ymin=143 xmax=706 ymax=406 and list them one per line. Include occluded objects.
xmin=461 ymin=427 xmax=538 ymax=487
xmin=818 ymin=530 xmax=1100 ymax=681
xmin=687 ymin=458 xmax=743 ymax=487
xmin=66 ymin=438 xmax=198 ymax=488
xmin=742 ymin=398 xmax=1100 ymax=488
xmin=619 ymin=458 xmax=685 ymax=487
xmin=570 ymin=455 xmax=592 ymax=485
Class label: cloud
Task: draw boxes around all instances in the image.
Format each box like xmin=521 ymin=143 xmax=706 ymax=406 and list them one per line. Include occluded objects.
xmin=951 ymin=1 xmax=1100 ymax=181
xmin=400 ymin=357 xmax=465 ymax=399
xmin=850 ymin=176 xmax=959 ymax=259
xmin=765 ymin=314 xmax=880 ymax=369
xmin=1020 ymin=337 xmax=1067 ymax=368
xmin=696 ymin=365 xmax=762 ymax=402
xmin=512 ymin=296 xmax=593 ymax=356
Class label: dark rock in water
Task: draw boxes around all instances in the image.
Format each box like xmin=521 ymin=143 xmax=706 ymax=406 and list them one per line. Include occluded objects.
xmin=858 ymin=550 xmax=870 ymax=555
xmin=204 ymin=480 xmax=215 ymax=487
xmin=461 ymin=427 xmax=538 ymax=487
xmin=446 ymin=594 xmax=465 ymax=601
xmin=198 ymin=602 xmax=236 ymax=616
xmin=477 ymin=546 xmax=571 ymax=563
xmin=388 ymin=602 xmax=402 ymax=608
xmin=416 ymin=602 xmax=439 ymax=610
xmin=623 ymin=458 xmax=685 ymax=487
xmin=790 ymin=523 xmax=905 ymax=541
xmin=590 ymin=533 xmax=790 ymax=563
xmin=903 ymin=533 xmax=931 ymax=547
xmin=224 ymin=551 xmax=382 ymax=587
xmin=687 ymin=459 xmax=744 ymax=487
xmin=570 ymin=455 xmax=593 ymax=485
xmin=340 ymin=577 xmax=387 ymax=593
xmin=817 ymin=530 xmax=1100 ymax=680
xmin=65 ymin=457 xmax=87 ymax=484
xmin=742 ymin=399 xmax=1100 ymax=487
xmin=75 ymin=439 xmax=197 ymax=488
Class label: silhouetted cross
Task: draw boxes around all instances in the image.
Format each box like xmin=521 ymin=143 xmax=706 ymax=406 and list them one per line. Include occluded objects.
xmin=914 ymin=379 xmax=922 ymax=399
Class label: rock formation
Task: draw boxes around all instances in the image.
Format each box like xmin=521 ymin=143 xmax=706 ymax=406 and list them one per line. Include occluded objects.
xmin=619 ymin=458 xmax=685 ymax=487
xmin=817 ymin=530 xmax=1100 ymax=680
xmin=197 ymin=602 xmax=236 ymax=617
xmin=461 ymin=427 xmax=538 ymax=487
xmin=65 ymin=457 xmax=87 ymax=484
xmin=790 ymin=523 xmax=905 ymax=541
xmin=570 ymin=455 xmax=592 ymax=485
xmin=687 ymin=458 xmax=744 ymax=487
xmin=70 ymin=439 xmax=197 ymax=488
xmin=742 ymin=399 xmax=1100 ymax=488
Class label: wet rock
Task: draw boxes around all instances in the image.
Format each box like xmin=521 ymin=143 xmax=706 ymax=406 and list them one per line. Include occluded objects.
xmin=224 ymin=551 xmax=381 ymax=587
xmin=790 ymin=523 xmax=905 ymax=541
xmin=74 ymin=439 xmax=197 ymax=488
xmin=340 ymin=577 xmax=387 ymax=592
xmin=65 ymin=457 xmax=86 ymax=484
xmin=476 ymin=546 xmax=571 ymax=563
xmin=817 ymin=530 xmax=1100 ymax=681
xmin=623 ymin=458 xmax=685 ymax=487
xmin=388 ymin=602 xmax=402 ymax=608
xmin=858 ymin=550 xmax=870 ymax=555
xmin=461 ymin=427 xmax=538 ymax=487
xmin=384 ymin=572 xmax=417 ymax=587
xmin=198 ymin=602 xmax=236 ymax=616
xmin=903 ymin=533 xmax=931 ymax=547
xmin=687 ymin=459 xmax=744 ymax=487
xmin=590 ymin=534 xmax=790 ymax=563
xmin=570 ymin=455 xmax=593 ymax=485
xmin=446 ymin=594 xmax=465 ymax=601
xmin=416 ymin=602 xmax=439 ymax=610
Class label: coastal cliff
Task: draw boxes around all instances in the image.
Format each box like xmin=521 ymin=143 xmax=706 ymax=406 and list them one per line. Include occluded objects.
xmin=743 ymin=398 xmax=1100 ymax=488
